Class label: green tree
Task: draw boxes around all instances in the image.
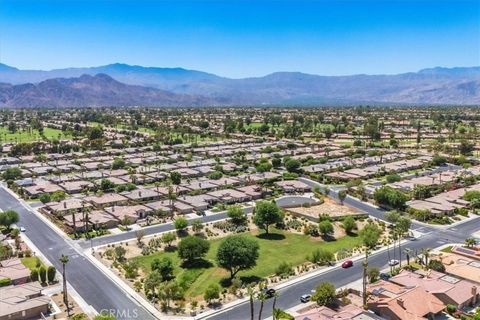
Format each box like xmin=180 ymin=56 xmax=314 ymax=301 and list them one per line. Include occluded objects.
xmin=151 ymin=257 xmax=174 ymax=281
xmin=341 ymin=216 xmax=356 ymax=235
xmin=177 ymin=236 xmax=210 ymax=264
xmin=318 ymin=220 xmax=334 ymax=238
xmin=359 ymin=223 xmax=381 ymax=250
xmin=253 ymin=201 xmax=284 ymax=235
xmin=111 ymin=157 xmax=126 ymax=169
xmin=170 ymin=171 xmax=182 ymax=185
xmin=227 ymin=206 xmax=247 ymax=225
xmin=174 ymin=217 xmax=188 ymax=232
xmin=428 ymin=259 xmax=446 ymax=272
xmin=203 ymin=283 xmax=221 ymax=304
xmin=114 ymin=246 xmax=127 ymax=262
xmin=284 ymin=159 xmax=301 ymax=173
xmin=0 ymin=210 xmax=19 ymax=229
xmin=2 ymin=167 xmax=22 ymax=181
xmin=216 ymin=235 xmax=260 ymax=279
xmin=373 ymin=186 xmax=408 ymax=210
xmin=337 ymin=190 xmax=347 ymax=205
xmin=311 ymin=282 xmax=336 ymax=307
xmin=191 ymin=219 xmax=203 ymax=233
xmin=367 ymin=267 xmax=380 ymax=283
xmin=161 ymin=232 xmax=177 ymax=247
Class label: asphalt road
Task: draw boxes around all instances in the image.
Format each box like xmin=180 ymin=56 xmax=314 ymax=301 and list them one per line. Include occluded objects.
xmin=0 ymin=187 xmax=155 ymax=320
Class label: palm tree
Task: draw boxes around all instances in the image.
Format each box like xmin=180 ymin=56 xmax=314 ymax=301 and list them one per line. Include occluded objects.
xmin=404 ymin=248 xmax=412 ymax=266
xmin=247 ymin=284 xmax=255 ymax=320
xmin=362 ymin=250 xmax=369 ymax=306
xmin=272 ymin=291 xmax=279 ymax=319
xmin=257 ymin=291 xmax=267 ymax=320
xmin=465 ymin=237 xmax=477 ymax=248
xmin=60 ymin=254 xmax=69 ymax=315
xmin=421 ymin=248 xmax=431 ymax=267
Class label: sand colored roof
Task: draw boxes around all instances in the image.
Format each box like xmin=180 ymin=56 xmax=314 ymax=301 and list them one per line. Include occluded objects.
xmin=368 ymin=280 xmax=444 ymax=320
xmin=439 ymin=252 xmax=480 ymax=284
xmin=390 ymin=269 xmax=478 ymax=305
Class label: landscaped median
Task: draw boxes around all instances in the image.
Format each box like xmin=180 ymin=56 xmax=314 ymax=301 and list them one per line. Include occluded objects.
xmin=92 ymin=200 xmax=390 ymax=317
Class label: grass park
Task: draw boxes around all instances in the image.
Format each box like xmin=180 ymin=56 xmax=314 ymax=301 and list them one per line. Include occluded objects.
xmin=0 ymin=127 xmax=72 ymax=143
xmin=131 ymin=228 xmax=363 ymax=299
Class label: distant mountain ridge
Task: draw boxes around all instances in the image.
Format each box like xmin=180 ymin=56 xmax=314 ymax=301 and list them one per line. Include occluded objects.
xmin=0 ymin=73 xmax=219 ymax=108
xmin=0 ymin=63 xmax=479 ymax=107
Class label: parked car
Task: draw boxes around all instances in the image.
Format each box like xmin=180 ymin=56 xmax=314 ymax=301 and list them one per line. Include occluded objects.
xmin=342 ymin=260 xmax=353 ymax=268
xmin=388 ymin=259 xmax=399 ymax=266
xmin=379 ymin=272 xmax=391 ymax=281
xmin=300 ymin=294 xmax=311 ymax=303
xmin=19 ymin=227 xmax=26 ymax=232
xmin=261 ymin=288 xmax=276 ymax=298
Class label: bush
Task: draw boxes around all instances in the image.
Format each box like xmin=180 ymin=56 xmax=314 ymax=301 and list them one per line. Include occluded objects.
xmin=47 ymin=266 xmax=56 ymax=283
xmin=204 ymin=283 xmax=221 ymax=303
xmin=275 ymin=261 xmax=293 ymax=277
xmin=38 ymin=266 xmax=47 ymax=284
xmin=30 ymin=268 xmax=39 ymax=281
xmin=308 ymin=248 xmax=334 ymax=265
xmin=0 ymin=277 xmax=12 ymax=287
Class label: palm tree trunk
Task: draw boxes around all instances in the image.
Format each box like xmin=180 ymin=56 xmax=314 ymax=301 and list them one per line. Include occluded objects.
xmin=250 ymin=295 xmax=254 ymax=320
xmin=258 ymin=301 xmax=264 ymax=320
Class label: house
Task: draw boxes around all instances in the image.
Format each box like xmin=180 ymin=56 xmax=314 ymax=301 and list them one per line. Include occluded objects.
xmin=0 ymin=282 xmax=50 ymax=320
xmin=207 ymin=189 xmax=250 ymax=204
xmin=367 ymin=280 xmax=445 ymax=320
xmin=177 ymin=194 xmax=216 ymax=212
xmin=104 ymin=205 xmax=153 ymax=223
xmin=88 ymin=210 xmax=120 ymax=229
xmin=235 ymin=185 xmax=267 ymax=200
xmin=45 ymin=198 xmax=92 ymax=216
xmin=59 ymin=180 xmax=93 ymax=194
xmin=0 ymin=258 xmax=30 ymax=285
xmin=24 ymin=182 xmax=64 ymax=197
xmin=390 ymin=269 xmax=479 ymax=309
xmin=122 ymin=188 xmax=161 ymax=202
xmin=295 ymin=304 xmax=384 ymax=320
xmin=85 ymin=193 xmax=128 ymax=208
xmin=438 ymin=252 xmax=480 ymax=284
xmin=275 ymin=180 xmax=311 ymax=193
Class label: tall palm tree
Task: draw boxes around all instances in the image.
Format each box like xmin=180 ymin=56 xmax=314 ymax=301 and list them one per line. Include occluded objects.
xmin=257 ymin=291 xmax=267 ymax=320
xmin=247 ymin=284 xmax=255 ymax=320
xmin=272 ymin=291 xmax=279 ymax=319
xmin=362 ymin=250 xmax=369 ymax=306
xmin=60 ymin=254 xmax=69 ymax=315
xmin=421 ymin=248 xmax=431 ymax=267
xmin=403 ymin=248 xmax=412 ymax=266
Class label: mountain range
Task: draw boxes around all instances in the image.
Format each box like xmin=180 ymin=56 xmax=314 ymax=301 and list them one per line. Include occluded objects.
xmin=0 ymin=63 xmax=479 ymax=107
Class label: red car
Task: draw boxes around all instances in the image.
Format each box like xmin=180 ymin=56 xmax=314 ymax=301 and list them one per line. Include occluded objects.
xmin=342 ymin=260 xmax=353 ymax=268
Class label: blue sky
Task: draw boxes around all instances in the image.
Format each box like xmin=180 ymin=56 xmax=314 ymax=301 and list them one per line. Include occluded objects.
xmin=0 ymin=0 xmax=478 ymax=78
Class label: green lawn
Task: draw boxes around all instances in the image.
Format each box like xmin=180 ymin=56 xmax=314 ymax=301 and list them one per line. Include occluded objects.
xmin=0 ymin=127 xmax=71 ymax=143
xmin=132 ymin=229 xmax=363 ymax=298
xmin=21 ymin=257 xmax=44 ymax=271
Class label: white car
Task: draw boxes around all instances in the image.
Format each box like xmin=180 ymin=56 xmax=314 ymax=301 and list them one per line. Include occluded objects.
xmin=19 ymin=227 xmax=26 ymax=232
xmin=388 ymin=259 xmax=399 ymax=266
